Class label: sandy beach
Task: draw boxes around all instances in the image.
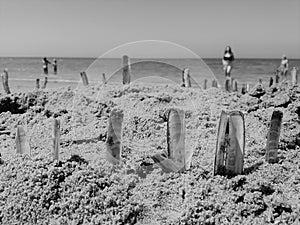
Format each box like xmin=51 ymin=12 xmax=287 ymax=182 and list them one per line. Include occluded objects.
xmin=1 ymin=0 xmax=300 ymax=223
xmin=0 ymin=80 xmax=299 ymax=224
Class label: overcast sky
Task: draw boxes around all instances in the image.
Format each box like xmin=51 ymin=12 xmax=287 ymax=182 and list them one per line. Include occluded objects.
xmin=0 ymin=0 xmax=299 ymax=58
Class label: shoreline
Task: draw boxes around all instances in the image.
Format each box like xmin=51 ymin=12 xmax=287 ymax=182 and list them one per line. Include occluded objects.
xmin=0 ymin=74 xmax=294 ymax=94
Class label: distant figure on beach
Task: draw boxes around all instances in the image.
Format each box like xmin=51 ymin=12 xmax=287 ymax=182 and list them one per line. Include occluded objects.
xmin=52 ymin=59 xmax=57 ymax=75
xmin=222 ymin=46 xmax=235 ymax=77
xmin=42 ymin=57 xmax=51 ymax=75
xmin=249 ymin=78 xmax=266 ymax=98
xmin=277 ymin=55 xmax=289 ymax=79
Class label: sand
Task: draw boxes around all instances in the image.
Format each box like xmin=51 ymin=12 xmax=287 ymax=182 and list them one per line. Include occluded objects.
xmin=0 ymin=81 xmax=299 ymax=224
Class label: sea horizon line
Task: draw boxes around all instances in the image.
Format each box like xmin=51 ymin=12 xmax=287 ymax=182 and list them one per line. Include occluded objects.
xmin=1 ymin=56 xmax=300 ymax=60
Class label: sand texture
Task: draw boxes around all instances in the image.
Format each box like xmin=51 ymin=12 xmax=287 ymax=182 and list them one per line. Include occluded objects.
xmin=0 ymin=81 xmax=300 ymax=224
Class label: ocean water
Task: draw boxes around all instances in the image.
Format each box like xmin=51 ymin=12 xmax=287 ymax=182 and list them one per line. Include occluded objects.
xmin=0 ymin=57 xmax=299 ymax=92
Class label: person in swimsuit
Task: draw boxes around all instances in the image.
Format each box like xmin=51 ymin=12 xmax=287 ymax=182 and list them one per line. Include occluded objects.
xmin=42 ymin=57 xmax=51 ymax=75
xmin=277 ymin=55 xmax=288 ymax=79
xmin=222 ymin=46 xmax=235 ymax=77
xmin=52 ymin=59 xmax=57 ymax=75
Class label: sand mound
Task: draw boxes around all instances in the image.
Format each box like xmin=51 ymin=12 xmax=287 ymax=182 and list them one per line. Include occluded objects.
xmin=0 ymin=82 xmax=299 ymax=224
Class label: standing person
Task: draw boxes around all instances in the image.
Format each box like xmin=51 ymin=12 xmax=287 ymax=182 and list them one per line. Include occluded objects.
xmin=222 ymin=46 xmax=235 ymax=77
xmin=52 ymin=59 xmax=57 ymax=75
xmin=42 ymin=57 xmax=51 ymax=75
xmin=277 ymin=55 xmax=289 ymax=79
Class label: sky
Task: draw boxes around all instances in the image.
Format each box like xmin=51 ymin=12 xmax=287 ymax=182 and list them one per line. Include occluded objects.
xmin=0 ymin=0 xmax=299 ymax=58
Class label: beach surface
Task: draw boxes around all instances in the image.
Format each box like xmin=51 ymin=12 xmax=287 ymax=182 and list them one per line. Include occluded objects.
xmin=0 ymin=81 xmax=299 ymax=224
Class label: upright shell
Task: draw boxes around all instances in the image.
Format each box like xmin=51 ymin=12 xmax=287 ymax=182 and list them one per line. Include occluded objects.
xmin=265 ymin=110 xmax=283 ymax=163
xmin=214 ymin=111 xmax=245 ymax=176
xmin=106 ymin=108 xmax=124 ymax=164
xmin=15 ymin=126 xmax=31 ymax=155
xmin=167 ymin=108 xmax=186 ymax=171
xmin=122 ymin=55 xmax=131 ymax=85
xmin=52 ymin=118 xmax=60 ymax=161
